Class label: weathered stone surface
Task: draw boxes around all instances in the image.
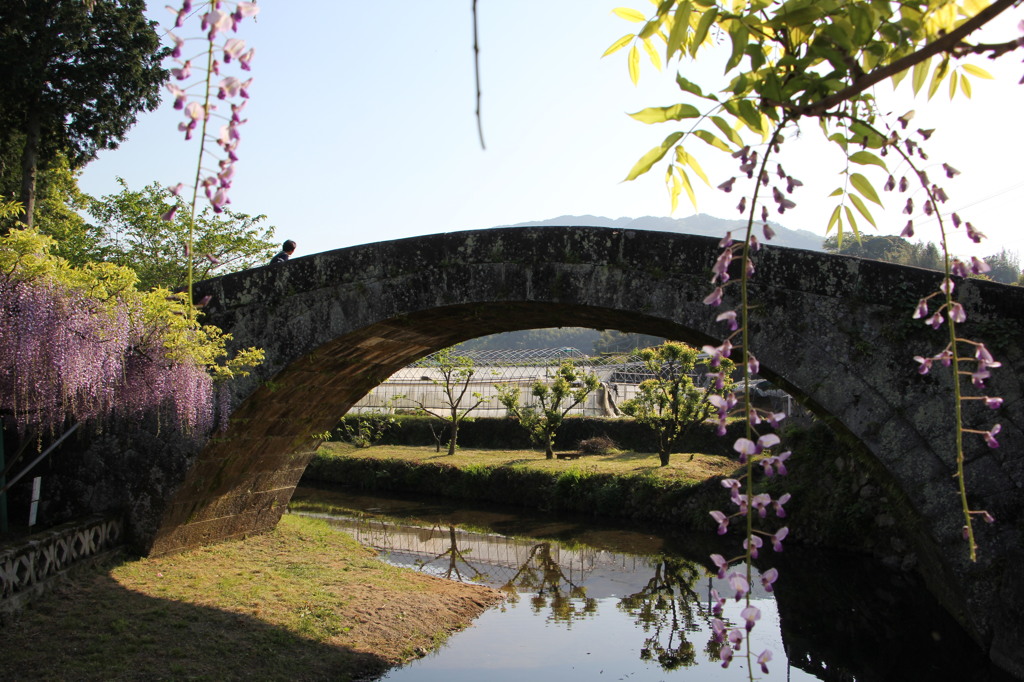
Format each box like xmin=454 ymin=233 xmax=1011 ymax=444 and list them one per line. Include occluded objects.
xmin=36 ymin=226 xmax=1024 ymax=675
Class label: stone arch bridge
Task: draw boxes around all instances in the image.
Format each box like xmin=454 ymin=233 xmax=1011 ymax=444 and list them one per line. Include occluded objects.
xmin=55 ymin=226 xmax=1024 ymax=673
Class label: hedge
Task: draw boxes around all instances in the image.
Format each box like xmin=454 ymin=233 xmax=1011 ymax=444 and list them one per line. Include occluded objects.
xmin=335 ymin=414 xmax=740 ymax=456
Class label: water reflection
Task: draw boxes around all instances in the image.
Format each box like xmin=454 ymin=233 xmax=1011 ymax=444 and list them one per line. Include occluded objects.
xmin=501 ymin=540 xmax=598 ymax=624
xmin=291 ymin=485 xmax=1017 ymax=681
xmin=618 ymin=556 xmax=710 ymax=671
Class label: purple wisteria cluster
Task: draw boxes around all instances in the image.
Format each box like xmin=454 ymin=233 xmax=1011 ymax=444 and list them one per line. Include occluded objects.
xmin=699 ymin=141 xmax=797 ymax=672
xmin=878 ymin=123 xmax=1002 ymax=548
xmin=162 ymin=1 xmax=259 ymax=219
xmin=0 ymin=278 xmax=214 ymax=436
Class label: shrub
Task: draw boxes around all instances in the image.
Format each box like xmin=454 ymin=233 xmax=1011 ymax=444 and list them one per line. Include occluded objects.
xmin=577 ymin=435 xmax=619 ymax=455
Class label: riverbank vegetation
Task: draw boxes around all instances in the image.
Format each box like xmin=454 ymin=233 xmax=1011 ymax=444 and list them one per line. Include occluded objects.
xmin=305 ymin=422 xmax=914 ymax=569
xmin=1 ymin=514 xmax=500 ymax=681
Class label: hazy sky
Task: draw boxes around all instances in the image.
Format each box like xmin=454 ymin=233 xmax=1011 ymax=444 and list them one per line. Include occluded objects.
xmin=78 ymin=2 xmax=1024 ymax=260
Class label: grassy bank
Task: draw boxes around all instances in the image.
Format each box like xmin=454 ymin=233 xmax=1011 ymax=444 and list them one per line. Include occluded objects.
xmin=305 ymin=427 xmax=913 ymax=566
xmin=303 ymin=443 xmax=742 ymax=530
xmin=2 ymin=514 xmax=501 ymax=682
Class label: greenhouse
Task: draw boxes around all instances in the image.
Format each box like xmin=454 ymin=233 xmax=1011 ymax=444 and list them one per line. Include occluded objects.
xmin=347 ymin=347 xmax=790 ymax=419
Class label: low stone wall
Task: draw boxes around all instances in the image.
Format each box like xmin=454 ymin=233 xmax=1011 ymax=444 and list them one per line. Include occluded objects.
xmin=0 ymin=515 xmax=124 ymax=621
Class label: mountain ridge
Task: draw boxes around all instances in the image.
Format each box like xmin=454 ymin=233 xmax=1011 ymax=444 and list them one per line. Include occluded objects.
xmin=500 ymin=213 xmax=825 ymax=252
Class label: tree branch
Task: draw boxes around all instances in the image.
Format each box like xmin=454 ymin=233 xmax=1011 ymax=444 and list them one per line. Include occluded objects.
xmin=797 ymin=0 xmax=1018 ymax=118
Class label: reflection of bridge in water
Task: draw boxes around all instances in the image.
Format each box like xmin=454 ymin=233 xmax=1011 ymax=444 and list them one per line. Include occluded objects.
xmin=310 ymin=513 xmax=747 ymax=601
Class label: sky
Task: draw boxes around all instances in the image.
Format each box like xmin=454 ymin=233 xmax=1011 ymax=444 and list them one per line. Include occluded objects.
xmin=78 ymin=1 xmax=1024 ymax=261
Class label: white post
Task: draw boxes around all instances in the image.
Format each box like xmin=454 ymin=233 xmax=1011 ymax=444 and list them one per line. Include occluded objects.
xmin=28 ymin=476 xmax=41 ymax=526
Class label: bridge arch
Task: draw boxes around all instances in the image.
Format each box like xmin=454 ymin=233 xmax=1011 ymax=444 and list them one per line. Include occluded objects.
xmin=134 ymin=226 xmax=1020 ymax=670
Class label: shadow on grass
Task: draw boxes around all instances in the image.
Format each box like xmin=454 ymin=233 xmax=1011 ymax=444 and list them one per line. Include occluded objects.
xmin=499 ymin=458 xmax=537 ymax=467
xmin=3 ymin=568 xmax=387 ymax=682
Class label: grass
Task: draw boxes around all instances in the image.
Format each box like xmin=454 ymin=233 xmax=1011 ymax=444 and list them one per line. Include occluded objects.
xmin=317 ymin=442 xmax=740 ymax=485
xmin=2 ymin=514 xmax=501 ymax=681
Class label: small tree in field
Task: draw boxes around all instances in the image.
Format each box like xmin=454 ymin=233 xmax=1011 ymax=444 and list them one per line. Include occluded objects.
xmin=411 ymin=348 xmax=489 ymax=455
xmin=497 ymin=361 xmax=600 ymax=459
xmin=620 ymin=342 xmax=735 ymax=467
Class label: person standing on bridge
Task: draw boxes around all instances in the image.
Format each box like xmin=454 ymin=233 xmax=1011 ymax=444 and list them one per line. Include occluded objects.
xmin=269 ymin=240 xmax=296 ymax=265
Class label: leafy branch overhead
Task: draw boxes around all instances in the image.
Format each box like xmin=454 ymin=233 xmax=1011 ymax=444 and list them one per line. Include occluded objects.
xmin=606 ymin=0 xmax=1020 ymax=239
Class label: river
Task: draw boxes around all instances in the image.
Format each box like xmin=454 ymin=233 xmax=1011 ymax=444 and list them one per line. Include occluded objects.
xmin=290 ymin=484 xmax=1016 ymax=681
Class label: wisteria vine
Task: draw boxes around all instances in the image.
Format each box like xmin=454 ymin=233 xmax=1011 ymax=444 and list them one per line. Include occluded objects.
xmin=162 ymin=0 xmax=260 ymax=313
xmin=700 ymin=129 xmax=796 ymax=676
xmin=0 ymin=230 xmax=215 ymax=439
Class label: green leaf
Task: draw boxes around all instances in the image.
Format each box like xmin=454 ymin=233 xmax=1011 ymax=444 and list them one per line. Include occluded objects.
xmin=890 ymin=68 xmax=909 ymax=89
xmin=911 ymin=56 xmax=931 ymax=94
xmin=678 ymin=167 xmax=697 ymax=209
xmin=960 ymin=72 xmax=972 ymax=98
xmin=827 ymin=131 xmax=849 ymax=152
xmin=613 ymin=7 xmax=646 ymax=22
xmin=847 ymin=3 xmax=873 ymax=45
xmin=737 ymin=99 xmax=763 ymax=133
xmin=927 ymin=59 xmax=948 ymax=99
xmin=602 ymin=33 xmax=634 ymax=58
xmin=849 ymin=173 xmax=882 ymax=205
xmin=710 ymin=115 xmax=744 ymax=146
xmin=666 ymin=2 xmax=692 ymax=60
xmin=689 ymin=7 xmax=718 ymax=57
xmin=746 ymin=42 xmax=766 ymax=71
xmin=725 ymin=20 xmax=749 ymax=72
xmin=639 ymin=18 xmax=661 ymax=40
xmin=692 ymin=129 xmax=731 ymax=152
xmin=628 ymin=44 xmax=640 ymax=85
xmin=624 ymin=131 xmax=684 ymax=181
xmin=676 ymin=147 xmax=710 ymax=185
xmin=675 ymin=73 xmax=705 ymax=98
xmin=827 ymin=204 xmax=843 ymax=239
xmin=962 ymin=63 xmax=994 ymax=79
xmin=844 ymin=205 xmax=860 ymax=239
xmin=848 ymin=122 xmax=886 ymax=149
xmin=642 ymin=37 xmax=662 ymax=71
xmin=848 ymin=150 xmax=886 ymax=170
xmin=629 ymin=103 xmax=701 ymax=123
xmin=848 ymin=193 xmax=877 ymax=228
xmin=669 ymin=168 xmax=681 ymax=213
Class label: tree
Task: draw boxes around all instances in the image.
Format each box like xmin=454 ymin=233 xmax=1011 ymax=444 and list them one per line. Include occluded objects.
xmin=611 ymin=0 xmax=1018 ymax=561
xmin=982 ymin=248 xmax=1020 ymax=284
xmin=823 ymin=234 xmax=912 ymax=262
xmin=0 ymin=225 xmax=263 ymax=440
xmin=620 ymin=342 xmax=735 ymax=467
xmin=496 ymin=361 xmax=600 ymax=459
xmin=87 ymin=179 xmax=277 ymax=291
xmin=593 ymin=330 xmax=665 ymax=354
xmin=824 ymin=234 xmax=948 ymax=272
xmin=0 ymin=0 xmax=166 ymax=228
xmin=617 ymin=556 xmax=708 ymax=670
xmin=0 ymin=151 xmax=111 ymax=264
xmin=335 ymin=405 xmax=398 ymax=449
xmin=409 ymin=348 xmax=490 ymax=456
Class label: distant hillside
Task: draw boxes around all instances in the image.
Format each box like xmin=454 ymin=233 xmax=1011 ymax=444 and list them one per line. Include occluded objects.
xmin=502 ymin=213 xmax=825 ymax=252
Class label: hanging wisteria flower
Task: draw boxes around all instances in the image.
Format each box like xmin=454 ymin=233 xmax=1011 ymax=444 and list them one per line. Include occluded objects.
xmin=729 ymin=572 xmax=749 ymax=600
xmin=740 ymin=605 xmax=761 ymax=631
xmin=770 ymin=527 xmax=789 ymax=552
xmin=760 ymin=567 xmax=779 ymax=592
xmin=703 ymin=286 xmax=724 ymax=306
xmin=983 ymin=423 xmax=1001 ymax=448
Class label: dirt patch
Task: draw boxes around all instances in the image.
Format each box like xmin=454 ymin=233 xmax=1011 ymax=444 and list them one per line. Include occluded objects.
xmin=1 ymin=515 xmax=502 ymax=681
